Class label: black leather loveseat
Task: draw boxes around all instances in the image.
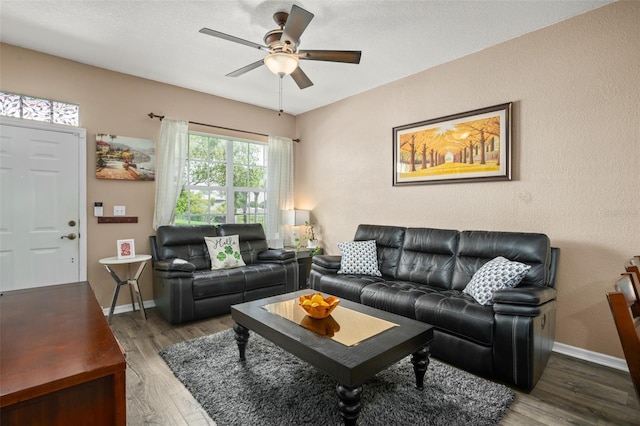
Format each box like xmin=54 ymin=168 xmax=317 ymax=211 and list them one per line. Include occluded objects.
xmin=310 ymin=224 xmax=559 ymax=390
xmin=150 ymin=224 xmax=298 ymax=324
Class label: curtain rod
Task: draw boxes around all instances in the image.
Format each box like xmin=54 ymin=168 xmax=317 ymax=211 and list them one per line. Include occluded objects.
xmin=148 ymin=113 xmax=300 ymax=143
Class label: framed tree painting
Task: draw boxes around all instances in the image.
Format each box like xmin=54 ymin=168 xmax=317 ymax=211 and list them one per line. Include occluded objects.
xmin=393 ymin=102 xmax=512 ymax=185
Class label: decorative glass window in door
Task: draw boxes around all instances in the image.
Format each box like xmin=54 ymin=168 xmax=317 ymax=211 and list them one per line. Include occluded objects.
xmin=0 ymin=91 xmax=79 ymax=126
xmin=0 ymin=92 xmax=21 ymax=118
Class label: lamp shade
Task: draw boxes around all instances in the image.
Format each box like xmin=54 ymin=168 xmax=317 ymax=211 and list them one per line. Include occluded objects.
xmin=264 ymin=52 xmax=299 ymax=76
xmin=284 ymin=209 xmax=309 ymax=226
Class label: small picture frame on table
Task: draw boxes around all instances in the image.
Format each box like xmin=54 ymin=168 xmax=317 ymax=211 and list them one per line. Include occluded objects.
xmin=117 ymin=239 xmax=135 ymax=260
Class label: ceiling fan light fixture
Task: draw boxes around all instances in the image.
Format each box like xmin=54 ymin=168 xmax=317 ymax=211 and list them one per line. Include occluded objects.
xmin=264 ymin=52 xmax=299 ymax=76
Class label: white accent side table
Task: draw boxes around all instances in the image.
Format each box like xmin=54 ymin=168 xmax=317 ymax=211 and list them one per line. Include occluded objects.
xmin=99 ymin=254 xmax=151 ymax=323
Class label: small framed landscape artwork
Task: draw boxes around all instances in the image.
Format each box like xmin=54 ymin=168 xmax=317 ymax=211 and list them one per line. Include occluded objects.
xmin=96 ymin=134 xmax=155 ymax=181
xmin=393 ymin=103 xmax=512 ymax=185
xmin=117 ymin=239 xmax=135 ymax=260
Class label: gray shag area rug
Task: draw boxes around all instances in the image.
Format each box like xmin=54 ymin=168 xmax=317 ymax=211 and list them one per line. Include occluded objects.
xmin=160 ymin=328 xmax=515 ymax=426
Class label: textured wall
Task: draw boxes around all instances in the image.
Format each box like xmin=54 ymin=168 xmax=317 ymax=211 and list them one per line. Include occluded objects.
xmin=294 ymin=1 xmax=640 ymax=357
xmin=0 ymin=44 xmax=296 ymax=310
xmin=1 ymin=2 xmax=638 ymax=358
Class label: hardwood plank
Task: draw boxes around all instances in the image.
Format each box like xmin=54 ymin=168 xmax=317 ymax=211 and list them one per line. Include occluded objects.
xmin=110 ymin=309 xmax=222 ymax=425
xmin=109 ymin=308 xmax=640 ymax=425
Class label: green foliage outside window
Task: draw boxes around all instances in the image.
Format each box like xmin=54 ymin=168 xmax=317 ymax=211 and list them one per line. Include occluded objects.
xmin=175 ymin=133 xmax=266 ymax=226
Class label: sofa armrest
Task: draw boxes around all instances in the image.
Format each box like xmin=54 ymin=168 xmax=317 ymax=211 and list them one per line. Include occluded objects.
xmin=493 ymin=283 xmax=557 ymax=390
xmin=153 ymin=259 xmax=196 ymax=276
xmin=309 ymin=255 xmax=342 ymax=290
xmin=258 ymin=249 xmax=295 ymax=262
xmin=255 ymin=249 xmax=298 ymax=293
xmin=493 ymin=284 xmax=556 ymax=306
xmin=152 ymin=268 xmax=195 ymax=324
xmin=312 ymin=255 xmax=342 ymax=270
xmin=494 ymin=298 xmax=556 ymax=390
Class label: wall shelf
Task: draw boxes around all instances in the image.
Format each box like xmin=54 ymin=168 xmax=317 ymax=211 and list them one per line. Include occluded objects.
xmin=98 ymin=216 xmax=138 ymax=224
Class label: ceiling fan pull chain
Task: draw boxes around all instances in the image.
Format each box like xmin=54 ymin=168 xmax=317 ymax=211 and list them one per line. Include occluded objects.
xmin=278 ymin=76 xmax=284 ymax=116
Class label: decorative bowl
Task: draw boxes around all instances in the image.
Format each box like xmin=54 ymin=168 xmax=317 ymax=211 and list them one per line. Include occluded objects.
xmin=300 ymin=315 xmax=341 ymax=337
xmin=298 ymin=293 xmax=340 ymax=319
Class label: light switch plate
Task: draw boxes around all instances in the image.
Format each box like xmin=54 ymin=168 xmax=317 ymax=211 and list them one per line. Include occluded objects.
xmin=114 ymin=206 xmax=126 ymax=216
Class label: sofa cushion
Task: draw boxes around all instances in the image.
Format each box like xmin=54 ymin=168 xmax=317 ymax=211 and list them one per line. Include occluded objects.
xmin=315 ymin=274 xmax=384 ymax=302
xmin=205 ymin=235 xmax=247 ymax=270
xmin=360 ymin=280 xmax=441 ymax=319
xmin=414 ymin=290 xmax=495 ymax=346
xmin=192 ymin=268 xmax=245 ymax=299
xmin=396 ymin=227 xmax=459 ymax=289
xmin=155 ymin=225 xmax=217 ymax=270
xmin=218 ymin=223 xmax=269 ymax=264
xmin=354 ymin=224 xmax=405 ymax=277
xmin=241 ymin=263 xmax=288 ymax=291
xmin=337 ymin=240 xmax=382 ymax=276
xmin=452 ymin=230 xmax=551 ymax=290
xmin=463 ymin=256 xmax=531 ymax=305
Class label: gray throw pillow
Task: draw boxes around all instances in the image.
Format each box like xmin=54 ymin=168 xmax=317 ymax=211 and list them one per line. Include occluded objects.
xmin=463 ymin=256 xmax=531 ymax=305
xmin=337 ymin=240 xmax=382 ymax=277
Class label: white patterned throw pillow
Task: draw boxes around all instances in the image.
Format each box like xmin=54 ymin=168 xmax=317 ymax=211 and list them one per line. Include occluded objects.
xmin=205 ymin=235 xmax=246 ymax=270
xmin=463 ymin=256 xmax=531 ymax=305
xmin=337 ymin=240 xmax=382 ymax=276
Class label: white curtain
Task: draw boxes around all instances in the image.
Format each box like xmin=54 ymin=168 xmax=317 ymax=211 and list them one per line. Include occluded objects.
xmin=266 ymin=135 xmax=294 ymax=240
xmin=152 ymin=118 xmax=189 ymax=230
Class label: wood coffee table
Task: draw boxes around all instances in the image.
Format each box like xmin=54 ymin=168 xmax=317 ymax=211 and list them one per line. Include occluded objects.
xmin=231 ymin=290 xmax=434 ymax=425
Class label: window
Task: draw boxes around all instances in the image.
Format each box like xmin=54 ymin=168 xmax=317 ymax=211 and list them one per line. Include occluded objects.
xmin=0 ymin=91 xmax=79 ymax=126
xmin=175 ymin=132 xmax=267 ymax=226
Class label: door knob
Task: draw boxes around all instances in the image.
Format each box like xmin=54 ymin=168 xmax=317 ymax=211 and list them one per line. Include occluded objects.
xmin=61 ymin=233 xmax=77 ymax=240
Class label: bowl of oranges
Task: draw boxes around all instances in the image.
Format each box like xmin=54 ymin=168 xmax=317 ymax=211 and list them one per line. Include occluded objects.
xmin=298 ymin=293 xmax=340 ymax=319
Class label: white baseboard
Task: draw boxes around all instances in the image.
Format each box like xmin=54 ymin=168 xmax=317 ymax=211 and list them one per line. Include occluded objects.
xmin=102 ymin=299 xmax=156 ymax=317
xmin=101 ymin=301 xmax=629 ymax=373
xmin=553 ymin=341 xmax=629 ymax=372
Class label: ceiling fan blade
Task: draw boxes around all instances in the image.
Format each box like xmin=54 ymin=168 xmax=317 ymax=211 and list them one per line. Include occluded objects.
xmin=226 ymin=60 xmax=265 ymax=77
xmin=291 ymin=67 xmax=313 ymax=89
xmin=199 ymin=28 xmax=268 ymax=51
xmin=281 ymin=5 xmax=314 ymax=48
xmin=298 ymin=50 xmax=362 ymax=64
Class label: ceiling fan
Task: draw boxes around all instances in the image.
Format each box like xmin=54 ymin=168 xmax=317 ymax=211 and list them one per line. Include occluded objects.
xmin=199 ymin=4 xmax=362 ymax=89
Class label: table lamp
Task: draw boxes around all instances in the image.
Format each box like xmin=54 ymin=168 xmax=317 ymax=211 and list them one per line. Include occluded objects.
xmin=284 ymin=209 xmax=310 ymax=247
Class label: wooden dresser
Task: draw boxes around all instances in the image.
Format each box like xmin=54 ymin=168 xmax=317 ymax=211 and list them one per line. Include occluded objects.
xmin=0 ymin=282 xmax=126 ymax=425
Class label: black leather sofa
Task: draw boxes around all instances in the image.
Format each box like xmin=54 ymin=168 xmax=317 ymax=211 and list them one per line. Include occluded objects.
xmin=149 ymin=224 xmax=298 ymax=324
xmin=310 ymin=224 xmax=559 ymax=390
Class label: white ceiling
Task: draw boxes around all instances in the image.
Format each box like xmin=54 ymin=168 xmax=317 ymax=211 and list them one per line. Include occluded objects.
xmin=0 ymin=0 xmax=613 ymax=115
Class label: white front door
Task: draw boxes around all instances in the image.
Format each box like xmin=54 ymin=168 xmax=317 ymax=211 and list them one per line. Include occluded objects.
xmin=0 ymin=118 xmax=87 ymax=291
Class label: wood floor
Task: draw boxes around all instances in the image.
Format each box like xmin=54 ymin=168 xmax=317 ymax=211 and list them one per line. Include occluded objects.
xmin=110 ymin=308 xmax=640 ymax=425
